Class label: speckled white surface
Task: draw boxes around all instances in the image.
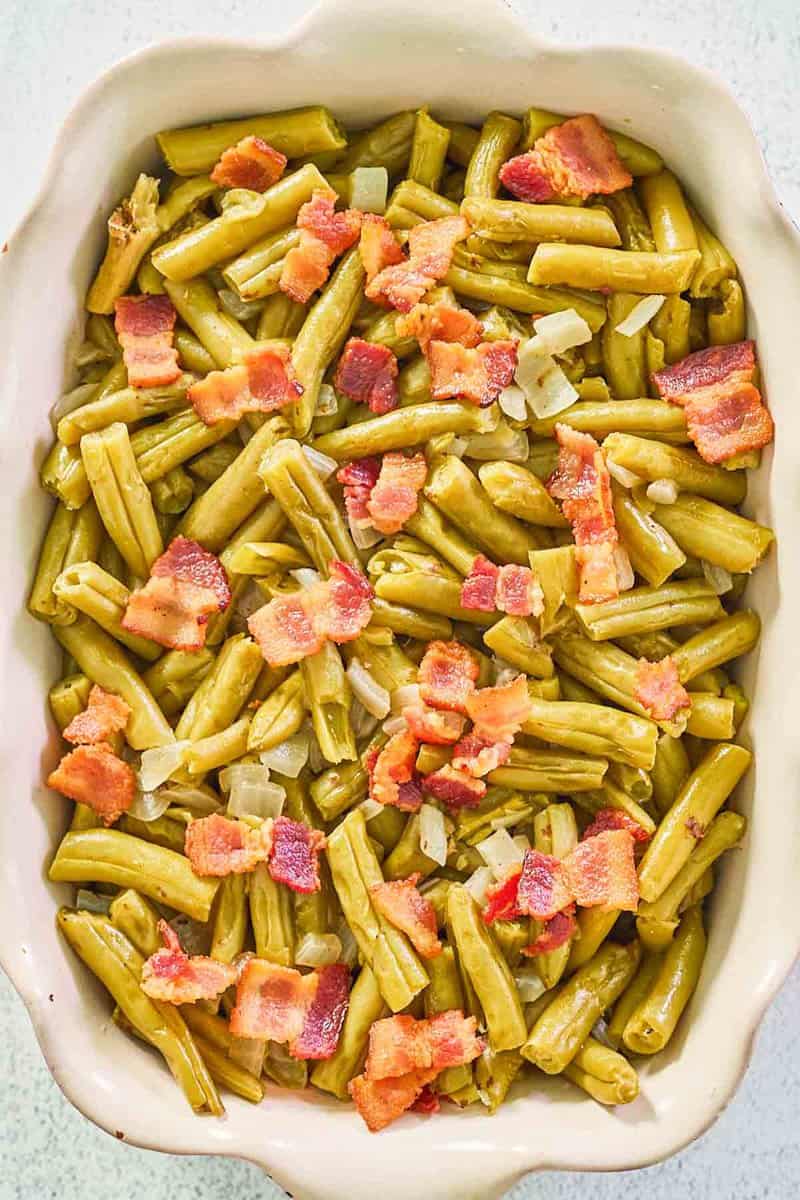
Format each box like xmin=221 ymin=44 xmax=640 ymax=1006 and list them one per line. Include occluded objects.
xmin=1 ymin=1 xmax=798 ymax=1197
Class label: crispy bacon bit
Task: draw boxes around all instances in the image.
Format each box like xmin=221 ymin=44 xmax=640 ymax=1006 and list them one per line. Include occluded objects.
xmin=349 ymin=1067 xmax=439 ymax=1132
xmin=686 ymin=816 xmax=706 ymax=840
xmin=451 ymin=731 xmax=511 ymax=777
xmin=280 ymin=188 xmax=362 ymax=304
xmin=290 ymin=963 xmax=350 ymax=1060
xmin=482 ymin=868 xmax=523 ymax=924
xmin=396 ymin=301 xmax=483 ymax=352
xmin=652 ymin=341 xmax=774 ymax=464
xmin=248 ymin=562 xmax=373 ymax=666
xmin=210 ymin=135 xmax=287 ymax=191
xmin=548 ymin=423 xmax=618 ymax=604
xmin=62 ymin=685 xmax=130 ymax=746
xmin=366 ymin=215 xmax=470 ymax=312
xmin=427 ymin=339 xmax=518 ymax=407
xmin=370 ymin=729 xmax=421 ymax=810
xmin=497 ymin=564 xmax=544 ymax=617
xmin=370 ymin=873 xmax=442 ymax=960
xmin=460 ymin=555 xmax=500 ymax=612
xmin=365 ymin=1011 xmax=483 ymax=1080
xmin=280 ymin=234 xmax=333 ymax=303
xmin=189 ymin=344 xmax=302 ymax=424
xmin=421 ymin=764 xmax=486 ymax=809
xmin=114 ymin=294 xmax=180 ymax=389
xmin=366 ymin=451 xmax=427 ymax=534
xmin=634 ymin=656 xmax=692 ymax=723
xmin=229 ymin=958 xmax=317 ymax=1041
xmin=411 ymin=1086 xmax=440 ymax=1115
xmin=184 ymin=812 xmax=272 ymax=877
xmin=121 ymin=537 xmax=230 ymax=653
xmin=517 ymin=849 xmax=574 ymax=920
xmin=152 ymin=537 xmax=231 ymax=608
xmin=403 ymin=703 xmax=465 ymax=745
xmin=521 ymin=905 xmax=577 ymax=957
xmin=575 ymin=542 xmax=620 ymax=606
xmin=47 ymin=743 xmax=136 ymax=826
xmin=359 ymin=214 xmax=405 ymax=282
xmin=141 ymin=920 xmax=236 ymax=1003
xmin=334 ymin=338 xmax=399 ymax=415
xmin=563 ymin=828 xmax=639 ymax=911
xmin=500 ymin=115 xmax=632 ymax=202
xmin=582 ymin=808 xmax=651 ymax=844
xmin=336 ymin=456 xmax=382 ymax=527
xmin=312 ymin=561 xmax=374 ymax=642
xmin=247 ymin=592 xmax=324 ymax=666
xmin=466 ymin=675 xmax=532 ymax=743
xmin=268 ymin=816 xmax=327 ymax=894
xmin=418 ymin=640 xmax=479 ymax=714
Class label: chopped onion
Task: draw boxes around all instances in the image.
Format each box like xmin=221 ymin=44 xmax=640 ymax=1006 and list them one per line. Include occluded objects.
xmin=259 ymin=729 xmax=310 ymax=778
xmin=382 ymin=713 xmax=408 ymax=736
xmin=358 ymin=797 xmax=385 ymax=821
xmin=702 ymin=559 xmax=734 ymax=595
xmin=76 ymin=889 xmax=112 ymax=915
xmin=302 ymin=444 xmax=338 ymax=480
xmin=230 ymin=1037 xmax=266 ymax=1077
xmin=392 ymin=683 xmax=421 ymax=713
xmin=50 ymin=382 xmax=98 ymax=431
xmin=492 ymin=656 xmax=520 ymax=687
xmin=476 ymin=828 xmax=525 ymax=879
xmin=489 ymin=813 xmax=524 ymax=832
xmin=498 ymin=384 xmax=527 ymax=422
xmin=169 ymin=913 xmax=210 ymax=956
xmin=346 ymin=658 xmax=391 ymax=719
xmin=218 ymin=288 xmax=264 ymax=322
xmin=138 ymin=740 xmax=191 ymax=792
xmin=515 ymin=347 xmax=578 ymax=420
xmin=128 ymin=788 xmax=172 ymax=823
xmin=515 ymin=966 xmax=547 ymax=1003
xmin=315 ymin=383 xmax=339 ymax=417
xmin=350 ymin=698 xmax=380 ymax=740
xmin=512 ymin=833 xmax=531 ymax=854
xmin=607 ymin=458 xmax=643 ymax=489
xmin=350 ymin=166 xmax=389 ymax=214
xmin=614 ymin=544 xmax=635 ymax=592
xmin=462 ymin=423 xmax=529 ymax=462
xmin=419 ymin=803 xmax=448 ymax=866
xmin=349 ymin=516 xmax=383 ymax=549
xmin=295 ymin=932 xmax=343 ymax=967
xmin=529 ymin=309 xmax=593 ymax=356
xmin=156 ymin=782 xmax=222 ymax=814
xmin=614 ymin=294 xmax=666 ymax=337
xmin=290 ymin=567 xmax=320 ymax=589
xmin=448 ymin=436 xmax=468 ymax=458
xmin=223 ymin=764 xmax=286 ymax=820
xmin=646 ymin=477 xmax=679 ymax=505
xmin=464 ymin=866 xmax=494 ymax=906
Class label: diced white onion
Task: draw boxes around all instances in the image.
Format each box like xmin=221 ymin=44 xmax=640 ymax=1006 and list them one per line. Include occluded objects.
xmin=76 ymin=889 xmax=112 ymax=915
xmin=259 ymin=729 xmax=310 ymax=778
xmin=498 ymin=384 xmax=528 ymax=422
xmin=50 ymin=382 xmax=98 ymax=431
xmin=230 ymin=1037 xmax=266 ymax=1077
xmin=614 ymin=294 xmax=666 ymax=337
xmin=156 ymin=782 xmax=222 ymax=814
xmin=489 ymin=813 xmax=524 ymax=832
xmin=512 ymin=833 xmax=531 ymax=855
xmin=347 ymin=658 xmax=391 ymax=718
xmin=382 ymin=713 xmax=408 ymax=736
xmin=419 ymin=803 xmax=448 ymax=866
xmin=128 ymin=788 xmax=173 ymax=823
xmin=448 ymin=436 xmax=468 ymax=458
xmin=607 ymin=458 xmax=643 ymax=489
xmin=348 ymin=517 xmax=383 ymax=549
xmin=702 ymin=559 xmax=734 ymax=595
xmin=169 ymin=913 xmax=210 ymax=956
xmin=358 ymin=797 xmax=385 ymax=821
xmin=290 ymin=567 xmax=321 ymax=589
xmin=315 ymin=384 xmax=339 ymax=417
xmin=614 ymin=544 xmax=635 ymax=592
xmin=350 ymin=166 xmax=389 ymax=214
xmin=476 ymin=828 xmax=525 ymax=880
xmin=302 ymin=444 xmax=338 ymax=480
xmin=646 ymin=477 xmax=679 ymax=505
xmin=529 ymin=309 xmax=593 ymax=356
xmin=463 ymin=423 xmax=529 ymax=462
xmin=392 ymin=683 xmax=421 ymax=713
xmin=464 ymin=866 xmax=494 ymax=906
xmin=224 ymin=764 xmax=286 ymax=820
xmin=515 ymin=348 xmax=578 ymax=420
xmin=515 ymin=966 xmax=547 ymax=1003
xmin=138 ymin=740 xmax=191 ymax=793
xmin=295 ymin=932 xmax=343 ymax=967
xmin=218 ymin=288 xmax=264 ymax=322
xmin=350 ymin=698 xmax=380 ymax=740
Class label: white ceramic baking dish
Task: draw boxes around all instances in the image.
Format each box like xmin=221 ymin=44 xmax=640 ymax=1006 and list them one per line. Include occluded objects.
xmin=1 ymin=1 xmax=799 ymax=1196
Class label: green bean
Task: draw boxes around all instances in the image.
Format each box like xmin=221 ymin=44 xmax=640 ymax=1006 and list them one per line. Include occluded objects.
xmin=650 ymin=731 xmax=691 ymax=818
xmin=651 ymin=493 xmax=774 ymax=574
xmin=606 ymin=950 xmax=664 ymax=1049
xmin=311 ymin=964 xmax=388 ymax=1099
xmin=184 ymin=718 xmax=252 ymax=775
xmin=528 ymin=244 xmax=700 ymax=294
xmin=157 ymin=108 xmax=346 ymax=175
xmin=187 ymin=439 xmax=241 ymax=484
xmin=257 ymin=291 xmax=307 ymax=340
xmin=163 ymin=277 xmax=254 ymax=367
xmin=175 ymin=633 xmax=263 ymax=744
xmin=29 ymin=502 xmax=104 ymax=625
xmin=425 ymin=455 xmax=545 ymax=564
xmin=522 ymin=698 xmax=657 ymax=770
xmin=445 ymin=263 xmax=607 ymax=332
xmin=650 ymin=294 xmax=691 ymax=364
xmin=566 ymin=908 xmax=620 ymax=973
xmin=151 ymin=466 xmax=194 ymax=514
xmin=390 ymin=179 xmax=459 ymax=222
xmin=142 ymin=647 xmax=215 ymax=718
xmin=404 ymin=494 xmax=484 ymax=576
xmin=529 ymin=398 xmax=689 ymax=443
xmin=336 ymin=111 xmax=416 ymax=174
xmin=573 ymin=777 xmax=656 ymax=838
xmin=378 ymin=812 xmax=436 ymax=882
xmin=707 ymin=279 xmax=746 ymax=346
xmin=461 ymin=195 xmax=620 ymax=248
xmin=684 ymin=693 xmax=735 ymax=739
xmin=367 ymin=597 xmax=451 ymax=642
xmin=365 ymin=804 xmax=407 ymax=857
xmin=57 ymin=380 xmax=190 ymax=446
xmin=408 ymin=108 xmax=451 ymax=191
xmin=40 ymin=440 xmax=92 ymax=509
xmin=612 ymin=483 xmax=686 ymax=587
xmin=440 ymin=121 xmax=480 ymax=167
xmin=688 ymin=206 xmax=738 ymax=299
xmin=222 ymin=226 xmax=301 ymax=300
xmin=528 ymin=546 xmax=578 ymax=637
xmin=118 ymin=811 xmax=187 ymax=853
xmin=53 ymin=560 xmax=161 ymax=661
xmin=464 ymin=111 xmax=521 ymax=197
xmin=132 ymin=409 xmax=235 ymax=485
xmin=49 ymin=673 xmax=92 ymax=731
xmin=606 ymin=760 xmax=653 ymax=803
xmin=81 ymin=423 xmax=163 ymax=578
xmin=249 ymin=861 xmax=295 ymax=966
xmin=478 ymin=461 xmax=568 ymax=528
xmin=208 ymin=874 xmax=249 ymax=964
xmin=86 ymin=175 xmax=161 ymax=313
xmin=602 ymin=294 xmax=648 ymax=399
xmin=155 ymin=174 xmax=218 ymax=233
xmin=563 ymin=1036 xmax=640 ymax=1105
xmin=375 ymin=571 xmax=498 ymax=627
xmin=108 ymin=888 xmax=162 ymax=956
xmin=623 ymin=906 xmax=706 ymax=1054
xmin=301 ymin=642 xmax=356 ymax=765
xmin=520 ymin=109 xmax=663 ymax=176
xmin=638 ymin=170 xmax=698 ymax=254
xmin=483 ymin=617 xmax=555 ymax=678
xmin=311 ymin=758 xmax=369 ymax=823
xmin=174 ymin=328 xmax=217 ymax=375
xmin=314 ymin=400 xmax=497 ymax=461
xmin=604 ymin=190 xmax=656 ymax=252
xmin=574 ymin=579 xmax=724 ymax=642
xmin=343 ymin=636 xmax=418 ymax=693
xmin=247 ymin=671 xmax=306 ymax=753
xmin=421 ymin=945 xmax=474 ymax=1094
xmin=488 ymin=744 xmax=607 ymax=793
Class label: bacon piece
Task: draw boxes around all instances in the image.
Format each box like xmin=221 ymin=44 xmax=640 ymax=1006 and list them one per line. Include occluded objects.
xmin=249 ymin=563 xmax=373 ymax=666
xmin=500 ymin=115 xmax=632 ymax=202
xmin=336 ymin=456 xmax=381 ymax=527
xmin=517 ymin=849 xmax=574 ymax=920
xmin=451 ymin=731 xmax=511 ymax=777
xmin=427 ymin=339 xmax=518 ymax=407
xmin=359 ymin=213 xmax=405 ymax=282
xmin=366 ymin=451 xmax=427 ymax=534
xmin=421 ymin=764 xmax=486 ymax=809
xmin=548 ymin=423 xmax=618 ymax=604
xmin=418 ymin=640 xmax=479 ymax=714
xmin=122 ymin=538 xmax=229 ymax=653
xmin=460 ymin=555 xmax=499 ymax=612
xmin=370 ymin=874 xmax=442 ymax=960
xmin=349 ymin=1067 xmax=439 ymax=1132
xmin=582 ymin=808 xmax=652 ymax=844
xmin=47 ymin=743 xmax=136 ymax=826
xmin=425 ymin=1009 xmax=485 ymax=1070
xmin=465 ymin=675 xmax=531 ymax=743
xmin=496 ymin=564 xmax=544 ymax=617
xmin=229 ymin=958 xmax=317 ymax=1041
xmin=370 ymin=729 xmax=421 ymax=811
xmin=311 ymin=561 xmax=374 ymax=643
xmin=289 ymin=963 xmax=350 ymax=1060
xmin=184 ymin=812 xmax=273 ymax=877
xmin=280 ymin=234 xmax=334 ymax=303
xmin=268 ymin=816 xmax=327 ymax=894
xmin=210 ymin=135 xmax=287 ymax=191
xmin=114 ymin=294 xmax=180 ymax=388
xmin=334 ymin=338 xmax=399 ymax=415
xmin=521 ymin=905 xmax=577 ymax=957
xmin=482 ymin=868 xmax=523 ymax=924
xmin=62 ymin=685 xmax=130 ymax=746
xmin=189 ymin=344 xmax=302 ymax=424
xmin=564 ymin=828 xmax=639 ymax=911
xmin=411 ymin=1086 xmax=440 ymax=1115
xmin=151 ymin=537 xmax=231 ymax=608
xmin=634 ymin=656 xmax=692 ymax=723
xmin=247 ymin=591 xmax=324 ymax=666
xmin=366 ymin=215 xmax=470 ymax=312
xmin=686 ymin=816 xmax=706 ymax=840
xmin=299 ymin=187 xmax=362 ymax=256
xmin=364 ymin=1011 xmax=483 ymax=1080
xmin=403 ymin=703 xmax=465 ymax=745
xmin=141 ymin=920 xmax=236 ymax=1003
xmin=652 ymin=341 xmax=773 ymax=464
xmin=395 ymin=301 xmax=483 ymax=353
xmin=575 ymin=542 xmax=620 ymax=606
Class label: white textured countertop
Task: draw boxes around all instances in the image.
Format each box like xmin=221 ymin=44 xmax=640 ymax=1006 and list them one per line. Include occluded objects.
xmin=1 ymin=1 xmax=798 ymax=1197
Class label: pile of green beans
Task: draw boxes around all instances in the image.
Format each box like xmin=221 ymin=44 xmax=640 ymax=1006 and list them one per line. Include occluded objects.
xmin=31 ymin=99 xmax=770 ymax=1124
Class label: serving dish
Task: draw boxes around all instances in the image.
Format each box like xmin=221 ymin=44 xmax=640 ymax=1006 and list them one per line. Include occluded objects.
xmin=1 ymin=0 xmax=799 ymax=1196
